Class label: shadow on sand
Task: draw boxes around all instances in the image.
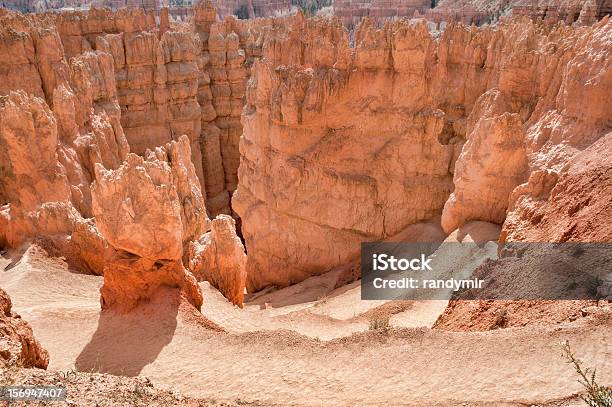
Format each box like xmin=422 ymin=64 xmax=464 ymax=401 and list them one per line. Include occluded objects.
xmin=75 ymin=288 xmax=180 ymax=376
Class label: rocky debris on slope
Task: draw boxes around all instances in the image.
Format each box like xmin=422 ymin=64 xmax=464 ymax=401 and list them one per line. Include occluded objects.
xmin=433 ymin=231 xmax=611 ymax=330
xmin=0 ymin=288 xmax=49 ymax=369
xmin=434 ymin=299 xmax=606 ymax=331
xmin=1 ymin=367 xmax=261 ymax=407
xmin=92 ymin=136 xmax=205 ymax=312
xmin=502 ymin=132 xmax=612 ymax=243
xmin=189 ymin=214 xmax=247 ymax=307
xmin=233 ymin=13 xmax=611 ymax=291
xmin=437 ymin=133 xmax=611 ymax=330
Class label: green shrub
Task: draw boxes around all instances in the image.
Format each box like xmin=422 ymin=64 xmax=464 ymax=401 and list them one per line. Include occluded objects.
xmin=562 ymin=341 xmax=612 ymax=407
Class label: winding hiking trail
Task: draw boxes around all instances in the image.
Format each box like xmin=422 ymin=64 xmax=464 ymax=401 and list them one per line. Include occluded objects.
xmin=1 ymin=244 xmax=611 ymax=407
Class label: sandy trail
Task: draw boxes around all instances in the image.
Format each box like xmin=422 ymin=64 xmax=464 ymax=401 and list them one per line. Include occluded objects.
xmin=1 ymin=244 xmax=611 ymax=406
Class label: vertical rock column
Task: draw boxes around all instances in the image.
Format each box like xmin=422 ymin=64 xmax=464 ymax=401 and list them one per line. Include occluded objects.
xmin=193 ymin=0 xmax=232 ymax=216
xmin=95 ymin=28 xmax=206 ymax=189
xmin=161 ymin=31 xmax=206 ymax=190
xmin=211 ymin=22 xmax=246 ymax=200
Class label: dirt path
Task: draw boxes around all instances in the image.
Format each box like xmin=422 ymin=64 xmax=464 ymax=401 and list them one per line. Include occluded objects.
xmin=1 ymin=245 xmax=611 ymax=406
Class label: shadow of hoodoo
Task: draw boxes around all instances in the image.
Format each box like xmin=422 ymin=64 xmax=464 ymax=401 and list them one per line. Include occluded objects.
xmin=75 ymin=288 xmax=180 ymax=377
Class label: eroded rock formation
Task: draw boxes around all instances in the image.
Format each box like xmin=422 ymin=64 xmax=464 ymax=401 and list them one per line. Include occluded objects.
xmin=0 ymin=3 xmax=610 ymax=309
xmin=189 ymin=214 xmax=247 ymax=307
xmin=441 ymin=90 xmax=529 ymax=233
xmin=0 ymin=8 xmax=245 ymax=309
xmin=333 ymin=0 xmax=430 ymax=28
xmin=91 ymin=136 xmax=205 ymax=312
xmin=234 ymin=13 xmax=611 ymax=291
xmin=502 ymin=132 xmax=612 ymax=243
xmin=0 ymin=288 xmax=49 ymax=369
xmin=333 ymin=0 xmax=611 ymax=27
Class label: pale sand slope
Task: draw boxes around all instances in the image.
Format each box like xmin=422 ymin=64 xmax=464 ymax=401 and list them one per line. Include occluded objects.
xmin=0 ymin=242 xmax=611 ymax=407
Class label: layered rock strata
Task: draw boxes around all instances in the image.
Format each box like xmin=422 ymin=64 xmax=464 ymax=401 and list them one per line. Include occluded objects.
xmin=0 ymin=10 xmax=246 ymax=309
xmin=424 ymin=0 xmax=612 ymax=26
xmin=333 ymin=0 xmax=430 ymax=28
xmin=332 ymin=0 xmax=611 ymax=27
xmin=193 ymin=1 xmax=252 ymax=217
xmin=234 ymin=14 xmax=612 ymax=291
xmin=52 ymin=9 xmax=207 ymax=189
xmin=47 ymin=4 xmax=253 ymax=219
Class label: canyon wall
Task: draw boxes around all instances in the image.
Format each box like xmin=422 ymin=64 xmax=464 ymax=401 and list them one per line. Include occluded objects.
xmin=333 ymin=0 xmax=430 ymax=28
xmin=426 ymin=0 xmax=611 ymax=26
xmin=1 ymin=4 xmax=610 ymax=300
xmin=0 ymin=8 xmax=247 ymax=309
xmin=234 ymin=13 xmax=611 ymax=291
xmin=0 ymin=11 xmax=127 ymax=276
xmin=331 ymin=0 xmax=611 ymax=28
xmin=36 ymin=3 xmax=255 ymax=217
xmin=0 ymin=0 xmax=291 ymax=21
xmin=195 ymin=4 xmax=249 ymax=215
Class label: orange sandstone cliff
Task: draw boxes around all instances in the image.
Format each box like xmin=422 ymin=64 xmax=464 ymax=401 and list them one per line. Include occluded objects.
xmin=233 ymin=14 xmax=611 ymax=291
xmin=0 ymin=3 xmax=610 ymax=306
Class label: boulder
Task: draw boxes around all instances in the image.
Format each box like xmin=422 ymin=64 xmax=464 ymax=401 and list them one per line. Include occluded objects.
xmin=0 ymin=289 xmax=49 ymax=369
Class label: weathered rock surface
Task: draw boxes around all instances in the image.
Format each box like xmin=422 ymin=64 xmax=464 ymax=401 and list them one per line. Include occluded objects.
xmin=0 ymin=89 xmax=111 ymax=275
xmin=92 ymin=136 xmax=206 ymax=312
xmin=502 ymin=132 xmax=612 ymax=243
xmin=0 ymin=288 xmax=49 ymax=369
xmin=234 ymin=14 xmax=611 ymax=291
xmin=192 ymin=1 xmax=253 ymax=217
xmin=0 ymin=11 xmax=230 ymax=312
xmin=1 ymin=4 xmax=610 ymax=316
xmin=334 ymin=0 xmax=430 ymax=28
xmin=189 ymin=214 xmax=247 ymax=307
xmin=441 ymin=90 xmax=529 ymax=233
xmin=0 ymin=11 xmax=132 ymax=276
xmin=43 ymin=5 xmax=254 ymax=219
